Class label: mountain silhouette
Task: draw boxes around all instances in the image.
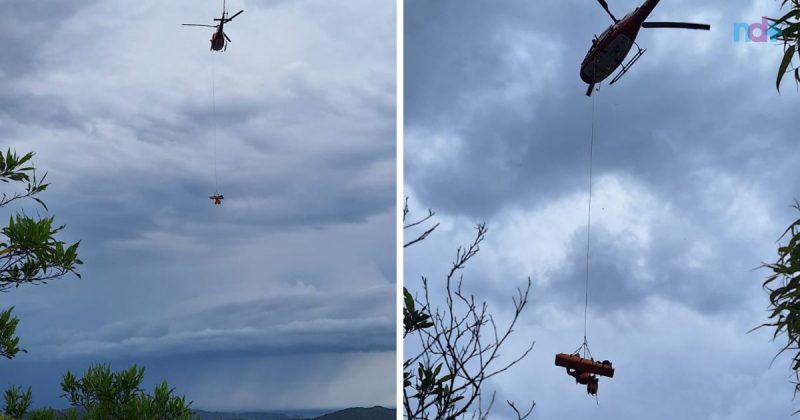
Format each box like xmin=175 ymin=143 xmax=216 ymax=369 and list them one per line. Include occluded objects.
xmin=314 ymin=406 xmax=394 ymax=420
xmin=191 ymin=406 xmax=395 ymax=420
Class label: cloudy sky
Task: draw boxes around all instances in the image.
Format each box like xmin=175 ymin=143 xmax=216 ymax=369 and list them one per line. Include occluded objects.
xmin=405 ymin=0 xmax=799 ymax=418
xmin=1 ymin=0 xmax=395 ymax=412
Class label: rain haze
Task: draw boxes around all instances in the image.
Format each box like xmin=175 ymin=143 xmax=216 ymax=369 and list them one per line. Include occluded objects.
xmin=1 ymin=0 xmax=395 ymax=412
xmin=405 ymin=0 xmax=798 ymax=418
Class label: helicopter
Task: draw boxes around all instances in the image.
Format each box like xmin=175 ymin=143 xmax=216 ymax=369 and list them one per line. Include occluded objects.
xmin=182 ymin=0 xmax=244 ymax=52
xmin=581 ymin=0 xmax=710 ymax=96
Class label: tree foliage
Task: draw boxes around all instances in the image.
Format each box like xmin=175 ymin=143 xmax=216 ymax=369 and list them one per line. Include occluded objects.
xmin=60 ymin=364 xmax=196 ymax=420
xmin=0 ymin=148 xmax=82 ymax=363
xmin=403 ymin=200 xmax=535 ymax=420
xmin=28 ymin=408 xmax=78 ymax=420
xmin=0 ymin=307 xmax=24 ymax=360
xmin=1 ymin=365 xmax=195 ymax=420
xmin=758 ymin=202 xmax=800 ymax=411
xmin=2 ymin=386 xmax=32 ymax=419
xmin=0 ymin=149 xmax=82 ymax=292
xmin=0 ymin=149 xmax=193 ymax=419
xmin=0 ymin=148 xmax=81 ymax=363
xmin=773 ymin=0 xmax=800 ymax=91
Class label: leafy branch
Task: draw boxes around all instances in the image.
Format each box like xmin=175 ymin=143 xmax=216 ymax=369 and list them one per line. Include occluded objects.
xmin=773 ymin=0 xmax=800 ymax=91
xmin=0 ymin=149 xmax=81 ymax=292
xmin=755 ymin=201 xmax=800 ymax=413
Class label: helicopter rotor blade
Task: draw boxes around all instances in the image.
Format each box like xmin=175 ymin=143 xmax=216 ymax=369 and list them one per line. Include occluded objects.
xmin=226 ymin=10 xmax=244 ymax=21
xmin=224 ymin=32 xmax=232 ymax=42
xmin=182 ymin=24 xmax=217 ymax=28
xmin=597 ymin=0 xmax=618 ymax=23
xmin=642 ymin=22 xmax=711 ymax=30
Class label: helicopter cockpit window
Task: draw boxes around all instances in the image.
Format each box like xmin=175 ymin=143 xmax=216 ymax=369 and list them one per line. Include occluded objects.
xmin=591 ymin=25 xmax=612 ymax=51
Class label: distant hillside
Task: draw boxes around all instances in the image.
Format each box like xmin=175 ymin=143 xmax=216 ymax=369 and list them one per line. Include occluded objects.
xmin=314 ymin=406 xmax=394 ymax=420
xmin=25 ymin=406 xmax=394 ymax=420
xmin=194 ymin=410 xmax=313 ymax=420
xmin=26 ymin=410 xmax=309 ymax=420
xmin=193 ymin=410 xmax=317 ymax=420
xmin=192 ymin=406 xmax=394 ymax=420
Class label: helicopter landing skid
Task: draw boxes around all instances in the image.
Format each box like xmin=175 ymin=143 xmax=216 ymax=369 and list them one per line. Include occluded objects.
xmin=609 ymin=46 xmax=646 ymax=86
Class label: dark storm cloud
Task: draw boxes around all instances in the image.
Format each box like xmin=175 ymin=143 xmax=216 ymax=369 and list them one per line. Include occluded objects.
xmin=24 ymin=285 xmax=395 ymax=360
xmin=0 ymin=92 xmax=82 ymax=130
xmin=0 ymin=0 xmax=101 ymax=75
xmin=539 ymin=223 xmax=745 ymax=315
xmin=405 ymin=0 xmax=799 ymax=418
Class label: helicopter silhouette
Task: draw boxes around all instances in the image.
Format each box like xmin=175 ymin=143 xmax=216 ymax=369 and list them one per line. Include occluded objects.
xmin=182 ymin=0 xmax=244 ymax=52
xmin=581 ymin=0 xmax=710 ymax=96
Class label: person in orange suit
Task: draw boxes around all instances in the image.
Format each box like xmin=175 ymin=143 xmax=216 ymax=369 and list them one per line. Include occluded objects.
xmin=567 ymin=367 xmax=599 ymax=395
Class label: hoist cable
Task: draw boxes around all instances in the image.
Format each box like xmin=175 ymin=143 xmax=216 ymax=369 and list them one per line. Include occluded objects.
xmin=211 ymin=53 xmax=219 ymax=195
xmin=581 ymin=64 xmax=598 ymax=359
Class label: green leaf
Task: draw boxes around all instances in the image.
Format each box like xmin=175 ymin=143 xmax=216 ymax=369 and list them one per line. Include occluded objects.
xmin=773 ymin=8 xmax=800 ymax=26
xmin=778 ymin=45 xmax=796 ymax=92
xmin=404 ymin=288 xmax=414 ymax=312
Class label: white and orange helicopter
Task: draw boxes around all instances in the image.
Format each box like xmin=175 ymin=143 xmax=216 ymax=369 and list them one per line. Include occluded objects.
xmin=581 ymin=0 xmax=711 ymax=96
xmin=182 ymin=0 xmax=244 ymax=52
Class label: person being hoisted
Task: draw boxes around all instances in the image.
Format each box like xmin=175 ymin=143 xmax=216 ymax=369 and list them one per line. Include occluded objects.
xmin=209 ymin=193 xmax=224 ymax=205
xmin=566 ymin=364 xmax=600 ymax=395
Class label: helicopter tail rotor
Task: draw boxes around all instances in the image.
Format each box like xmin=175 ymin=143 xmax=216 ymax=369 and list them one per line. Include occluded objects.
xmin=642 ymin=21 xmax=711 ymax=30
xmin=597 ymin=0 xmax=618 ymax=23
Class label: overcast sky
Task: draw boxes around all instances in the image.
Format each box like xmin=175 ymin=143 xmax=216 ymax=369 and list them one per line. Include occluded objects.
xmin=1 ymin=0 xmax=395 ymax=412
xmin=405 ymin=0 xmax=800 ymax=419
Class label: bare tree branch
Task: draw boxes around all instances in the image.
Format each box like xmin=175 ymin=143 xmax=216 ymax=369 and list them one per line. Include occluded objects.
xmin=403 ymin=198 xmax=440 ymax=248
xmin=404 ymin=223 xmax=440 ymax=249
xmin=507 ymin=400 xmax=535 ymax=420
xmin=403 ymin=201 xmax=535 ymax=419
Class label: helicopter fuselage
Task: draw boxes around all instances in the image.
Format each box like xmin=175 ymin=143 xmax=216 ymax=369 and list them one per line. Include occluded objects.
xmin=580 ymin=0 xmax=660 ymax=84
xmin=211 ymin=29 xmax=226 ymax=51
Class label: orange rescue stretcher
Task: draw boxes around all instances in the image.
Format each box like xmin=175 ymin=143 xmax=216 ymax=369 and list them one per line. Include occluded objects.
xmin=555 ymin=353 xmax=614 ymax=395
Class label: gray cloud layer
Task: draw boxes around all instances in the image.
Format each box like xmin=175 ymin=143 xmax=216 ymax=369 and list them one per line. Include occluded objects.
xmin=405 ymin=0 xmax=799 ymax=418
